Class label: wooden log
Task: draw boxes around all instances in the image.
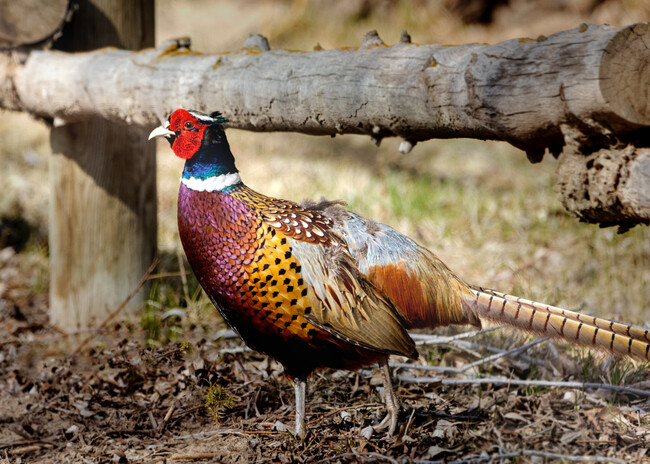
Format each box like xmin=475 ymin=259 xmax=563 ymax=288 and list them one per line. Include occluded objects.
xmin=48 ymin=0 xmax=156 ymax=329
xmin=2 ymin=24 xmax=646 ymax=153
xmin=0 ymin=22 xmax=648 ymax=227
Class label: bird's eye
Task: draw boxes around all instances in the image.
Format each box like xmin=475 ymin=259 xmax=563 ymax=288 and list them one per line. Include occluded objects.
xmin=184 ymin=121 xmax=194 ymax=130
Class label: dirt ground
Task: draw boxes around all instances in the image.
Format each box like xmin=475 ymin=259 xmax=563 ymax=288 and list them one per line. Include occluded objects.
xmin=2 ymin=247 xmax=649 ymax=464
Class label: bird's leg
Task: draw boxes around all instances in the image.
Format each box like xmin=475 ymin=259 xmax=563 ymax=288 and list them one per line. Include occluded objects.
xmin=373 ymin=361 xmax=401 ymax=435
xmin=293 ymin=378 xmax=306 ymax=439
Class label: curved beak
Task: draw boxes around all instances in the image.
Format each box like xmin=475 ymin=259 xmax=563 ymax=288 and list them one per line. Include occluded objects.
xmin=148 ymin=121 xmax=175 ymax=140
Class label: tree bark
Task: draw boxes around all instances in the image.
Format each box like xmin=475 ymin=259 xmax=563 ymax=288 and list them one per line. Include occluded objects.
xmin=0 ymin=22 xmax=648 ymax=227
xmin=556 ymin=146 xmax=650 ymax=230
xmin=48 ymin=0 xmax=156 ymax=329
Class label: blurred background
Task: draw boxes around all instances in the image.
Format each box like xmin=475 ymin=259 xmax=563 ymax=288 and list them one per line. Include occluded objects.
xmin=1 ymin=0 xmax=648 ymax=342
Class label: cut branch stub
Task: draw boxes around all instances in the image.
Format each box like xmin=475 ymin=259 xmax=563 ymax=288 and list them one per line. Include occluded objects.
xmin=361 ymin=30 xmax=385 ymax=48
xmin=599 ymin=23 xmax=650 ymax=129
xmin=400 ymin=30 xmax=412 ymax=44
xmin=244 ymin=34 xmax=270 ymax=52
xmin=0 ymin=0 xmax=69 ymax=49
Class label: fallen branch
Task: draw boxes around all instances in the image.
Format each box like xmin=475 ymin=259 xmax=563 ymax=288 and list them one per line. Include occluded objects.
xmin=396 ymin=375 xmax=650 ymax=397
xmin=170 ymin=453 xmax=223 ymax=461
xmin=411 ymin=451 xmax=626 ymax=464
xmin=522 ymin=450 xmax=627 ymax=463
xmin=322 ymin=452 xmax=399 ymax=464
xmin=409 ymin=327 xmax=501 ymax=346
xmin=455 ymin=337 xmax=548 ymax=372
xmin=172 ymin=429 xmax=251 ymax=440
xmin=411 ymin=453 xmax=520 ymax=464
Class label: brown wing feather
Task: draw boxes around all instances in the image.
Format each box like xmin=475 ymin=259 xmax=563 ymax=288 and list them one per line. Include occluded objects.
xmin=367 ymin=251 xmax=481 ymax=329
xmin=288 ymin=237 xmax=418 ymax=358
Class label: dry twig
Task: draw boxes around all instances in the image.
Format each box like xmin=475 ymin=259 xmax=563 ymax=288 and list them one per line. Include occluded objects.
xmin=7 ymin=443 xmax=54 ymax=455
xmin=159 ymin=403 xmax=177 ymax=433
xmin=391 ymin=337 xmax=548 ymax=375
xmin=453 ymin=340 xmax=545 ymax=366
xmin=457 ymin=337 xmax=548 ymax=372
xmin=170 ymin=452 xmax=221 ymax=460
xmin=409 ymin=327 xmax=501 ymax=346
xmin=396 ymin=375 xmax=650 ymax=397
xmin=321 ymin=452 xmax=399 ymax=463
xmin=523 ymin=450 xmax=628 ymax=463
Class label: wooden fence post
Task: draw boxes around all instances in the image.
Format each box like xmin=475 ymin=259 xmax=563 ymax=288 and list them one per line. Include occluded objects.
xmin=49 ymin=0 xmax=156 ymax=329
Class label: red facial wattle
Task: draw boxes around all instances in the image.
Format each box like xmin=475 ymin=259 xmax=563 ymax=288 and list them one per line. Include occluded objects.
xmin=170 ymin=125 xmax=208 ymax=159
xmin=168 ymin=109 xmax=209 ymax=160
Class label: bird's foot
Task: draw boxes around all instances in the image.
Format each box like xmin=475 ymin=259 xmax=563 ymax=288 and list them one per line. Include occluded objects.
xmin=371 ymin=361 xmax=401 ymax=436
xmin=373 ymin=406 xmax=399 ymax=435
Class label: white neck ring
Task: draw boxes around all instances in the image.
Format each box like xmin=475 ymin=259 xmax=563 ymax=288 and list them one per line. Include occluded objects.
xmin=181 ymin=172 xmax=242 ymax=192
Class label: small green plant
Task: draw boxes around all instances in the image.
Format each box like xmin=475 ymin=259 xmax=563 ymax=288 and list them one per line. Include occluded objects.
xmin=141 ymin=300 xmax=186 ymax=348
xmin=577 ymin=349 xmax=598 ymax=382
xmin=606 ymin=360 xmax=635 ymax=404
xmin=141 ymin=300 xmax=162 ymax=348
xmin=179 ymin=341 xmax=193 ymax=354
xmin=608 ymin=361 xmax=632 ymax=386
xmin=140 ymin=252 xmax=221 ymax=348
xmin=205 ymin=383 xmax=236 ymax=420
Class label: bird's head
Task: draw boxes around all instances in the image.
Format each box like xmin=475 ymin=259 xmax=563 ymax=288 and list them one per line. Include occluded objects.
xmin=149 ymin=109 xmax=240 ymax=189
xmin=148 ymin=109 xmax=229 ymax=160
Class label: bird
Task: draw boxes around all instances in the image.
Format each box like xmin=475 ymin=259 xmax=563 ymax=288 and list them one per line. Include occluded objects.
xmin=149 ymin=109 xmax=650 ymax=439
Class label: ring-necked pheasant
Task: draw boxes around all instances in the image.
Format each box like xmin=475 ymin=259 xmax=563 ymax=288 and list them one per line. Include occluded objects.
xmin=150 ymin=109 xmax=650 ymax=438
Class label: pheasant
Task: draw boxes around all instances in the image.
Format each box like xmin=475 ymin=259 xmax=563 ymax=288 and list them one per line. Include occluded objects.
xmin=149 ymin=109 xmax=650 ymax=438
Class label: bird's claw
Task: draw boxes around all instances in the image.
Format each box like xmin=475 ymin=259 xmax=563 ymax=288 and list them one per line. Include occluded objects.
xmin=373 ymin=408 xmax=399 ymax=435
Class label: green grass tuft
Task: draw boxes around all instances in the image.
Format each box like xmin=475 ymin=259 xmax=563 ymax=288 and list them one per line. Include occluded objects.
xmin=205 ymin=383 xmax=236 ymax=420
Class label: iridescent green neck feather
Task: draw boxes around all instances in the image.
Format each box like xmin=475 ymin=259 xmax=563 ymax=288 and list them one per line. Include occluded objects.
xmin=181 ymin=125 xmax=242 ymax=192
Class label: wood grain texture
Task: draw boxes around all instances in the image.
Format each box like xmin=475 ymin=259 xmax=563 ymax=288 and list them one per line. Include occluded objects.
xmin=49 ymin=0 xmax=156 ymax=329
xmin=0 ymin=0 xmax=69 ymax=48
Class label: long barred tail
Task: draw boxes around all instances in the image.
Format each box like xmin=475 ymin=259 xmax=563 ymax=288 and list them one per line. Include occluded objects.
xmin=463 ymin=287 xmax=650 ymax=361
